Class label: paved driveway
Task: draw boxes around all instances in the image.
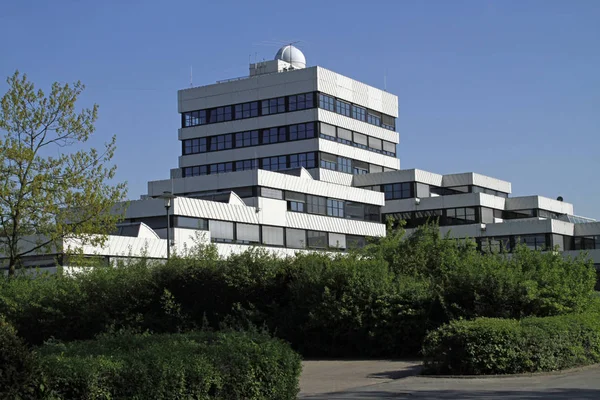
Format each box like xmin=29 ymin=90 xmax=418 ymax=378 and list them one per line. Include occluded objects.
xmin=300 ymin=361 xmax=600 ymax=399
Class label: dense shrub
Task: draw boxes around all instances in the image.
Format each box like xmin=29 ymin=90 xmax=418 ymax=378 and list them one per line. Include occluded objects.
xmin=422 ymin=309 xmax=600 ymax=375
xmin=365 ymin=224 xmax=597 ymax=319
xmin=0 ymin=224 xmax=596 ymax=359
xmin=0 ymin=317 xmax=40 ymax=400
xmin=38 ymin=330 xmax=301 ymax=400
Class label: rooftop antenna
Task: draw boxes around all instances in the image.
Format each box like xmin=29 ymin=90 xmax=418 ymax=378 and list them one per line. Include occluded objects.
xmin=190 ymin=66 xmax=193 ymax=87
xmin=384 ymin=69 xmax=387 ymax=91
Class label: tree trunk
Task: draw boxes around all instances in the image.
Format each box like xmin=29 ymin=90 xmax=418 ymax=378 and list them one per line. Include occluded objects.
xmin=8 ymin=257 xmax=16 ymax=277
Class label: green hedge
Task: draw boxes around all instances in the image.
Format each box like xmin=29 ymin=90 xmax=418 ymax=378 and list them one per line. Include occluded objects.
xmin=38 ymin=330 xmax=301 ymax=400
xmin=422 ymin=309 xmax=600 ymax=375
xmin=0 ymin=225 xmax=596 ymax=359
xmin=0 ymin=317 xmax=41 ymax=400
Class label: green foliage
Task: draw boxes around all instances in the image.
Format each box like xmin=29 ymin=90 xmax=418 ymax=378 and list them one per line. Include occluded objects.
xmin=0 ymin=223 xmax=596 ymax=361
xmin=422 ymin=308 xmax=600 ymax=375
xmin=0 ymin=71 xmax=127 ymax=275
xmin=364 ymin=224 xmax=597 ymax=320
xmin=0 ymin=316 xmax=41 ymax=400
xmin=38 ymin=330 xmax=301 ymax=400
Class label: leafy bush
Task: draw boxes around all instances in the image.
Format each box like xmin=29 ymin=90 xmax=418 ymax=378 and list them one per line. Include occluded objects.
xmin=365 ymin=224 xmax=597 ymax=320
xmin=422 ymin=309 xmax=600 ymax=375
xmin=38 ymin=330 xmax=301 ymax=400
xmin=0 ymin=224 xmax=596 ymax=360
xmin=0 ymin=316 xmax=40 ymax=400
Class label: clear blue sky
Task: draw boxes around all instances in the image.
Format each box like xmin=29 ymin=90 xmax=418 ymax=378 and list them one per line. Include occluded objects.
xmin=2 ymin=0 xmax=599 ymax=218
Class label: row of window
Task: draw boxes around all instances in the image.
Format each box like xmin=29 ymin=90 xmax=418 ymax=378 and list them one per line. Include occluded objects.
xmin=361 ymin=182 xmax=509 ymax=200
xmin=127 ymin=215 xmax=367 ymax=250
xmin=318 ymin=93 xmax=396 ymax=130
xmin=319 ymin=123 xmax=396 ymax=156
xmin=182 ymin=122 xmax=317 ymax=155
xmin=182 ymin=152 xmax=318 ymax=177
xmin=182 ymin=121 xmax=397 ymax=158
xmin=385 ymin=206 xmax=499 ymax=228
xmin=478 ymin=234 xmax=550 ymax=252
xmin=258 ymin=187 xmax=380 ymax=222
xmin=181 ymin=91 xmax=396 ymax=131
xmin=182 ymin=152 xmax=391 ymax=177
xmin=182 ymin=92 xmax=315 ymax=128
xmin=319 ymin=153 xmax=392 ymax=175
xmin=572 ymin=235 xmax=600 ymax=251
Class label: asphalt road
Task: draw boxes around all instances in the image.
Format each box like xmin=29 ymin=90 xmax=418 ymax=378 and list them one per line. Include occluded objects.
xmin=300 ymin=362 xmax=600 ymax=400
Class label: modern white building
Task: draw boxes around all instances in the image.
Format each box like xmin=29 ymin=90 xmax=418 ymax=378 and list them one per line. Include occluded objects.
xmin=2 ymin=45 xmax=599 ymax=278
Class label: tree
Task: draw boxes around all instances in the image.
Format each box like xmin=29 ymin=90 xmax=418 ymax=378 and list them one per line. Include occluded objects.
xmin=0 ymin=71 xmax=127 ymax=275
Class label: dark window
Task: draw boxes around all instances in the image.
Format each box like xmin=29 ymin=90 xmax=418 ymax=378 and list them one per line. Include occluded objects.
xmin=347 ymin=235 xmax=366 ymax=249
xmin=367 ymin=112 xmax=381 ymax=126
xmin=338 ymin=157 xmax=352 ymax=173
xmin=261 ymin=155 xmax=287 ymax=171
xmin=345 ymin=202 xmax=364 ymax=220
xmin=290 ymin=152 xmax=316 ymax=169
xmin=352 ymin=105 xmax=366 ymax=121
xmin=174 ymin=216 xmax=208 ymax=230
xmin=289 ymin=92 xmax=314 ymax=111
xmin=289 ymin=122 xmax=315 ymax=141
xmin=518 ymin=234 xmax=547 ymax=251
xmin=364 ymin=205 xmax=381 ymax=222
xmin=413 ymin=209 xmax=443 ymax=226
xmin=336 ymin=100 xmax=351 ymax=116
xmin=445 ymin=207 xmax=477 ymax=225
xmin=183 ymin=137 xmax=208 ymax=155
xmin=235 ymin=159 xmax=257 ymax=171
xmin=235 ymin=130 xmax=259 ymax=148
xmin=262 ymin=97 xmax=285 ymax=115
xmin=320 ymin=153 xmax=337 ymax=170
xmin=353 ymin=161 xmax=369 ymax=174
xmin=383 ymin=183 xmax=412 ymax=200
xmin=288 ymin=201 xmax=305 ymax=212
xmin=327 ymin=199 xmax=345 ymax=218
xmin=219 ymin=134 xmax=232 ymax=150
xmin=307 ymin=231 xmax=328 ymax=249
xmin=307 ymin=195 xmax=326 ymax=215
xmin=262 ymin=127 xmax=286 ymax=144
xmin=382 ymin=114 xmax=395 ymax=130
xmin=319 ymin=93 xmax=335 ymax=111
xmin=481 ymin=236 xmax=512 ymax=253
xmin=242 ymin=102 xmax=258 ymax=118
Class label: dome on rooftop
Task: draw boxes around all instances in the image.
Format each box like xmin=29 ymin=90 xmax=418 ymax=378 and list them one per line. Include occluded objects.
xmin=274 ymin=45 xmax=306 ymax=69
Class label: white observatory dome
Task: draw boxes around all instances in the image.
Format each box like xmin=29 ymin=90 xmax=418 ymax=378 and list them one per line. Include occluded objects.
xmin=274 ymin=45 xmax=306 ymax=69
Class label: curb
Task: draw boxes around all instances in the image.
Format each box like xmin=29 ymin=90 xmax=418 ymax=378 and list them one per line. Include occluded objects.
xmin=418 ymin=363 xmax=600 ymax=379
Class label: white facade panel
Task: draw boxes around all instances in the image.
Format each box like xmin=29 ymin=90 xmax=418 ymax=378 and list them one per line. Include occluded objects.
xmin=505 ymin=196 xmax=574 ymax=214
xmin=257 ymin=197 xmax=287 ymax=226
xmin=442 ymin=173 xmax=511 ymax=193
xmin=313 ymin=169 xmax=355 ymax=186
xmin=286 ymin=212 xmax=385 ymax=236
xmin=174 ymin=197 xmax=260 ymax=224
xmin=318 ymin=139 xmax=399 ymax=169
xmin=574 ymin=222 xmax=600 ymax=237
xmin=383 ymin=193 xmax=501 ymax=214
xmin=317 ymin=109 xmax=399 ymax=143
xmin=148 ymin=170 xmax=259 ymax=197
xmin=257 ymin=169 xmax=385 ymax=205
xmin=352 ymin=169 xmax=445 ymax=188
xmin=316 ymin=67 xmax=398 ymax=117
xmin=178 ymin=67 xmax=318 ymax=113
